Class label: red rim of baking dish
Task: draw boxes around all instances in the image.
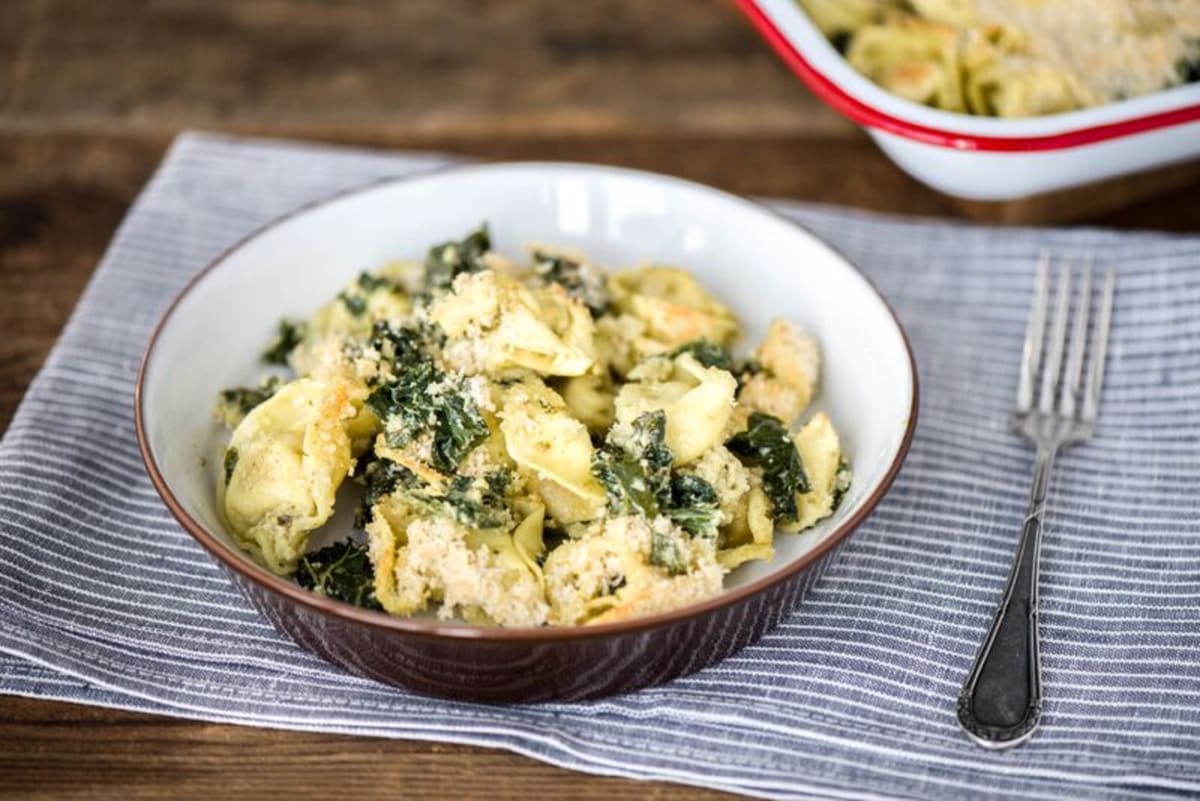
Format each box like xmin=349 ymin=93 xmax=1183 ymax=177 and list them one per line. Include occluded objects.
xmin=737 ymin=0 xmax=1200 ymax=153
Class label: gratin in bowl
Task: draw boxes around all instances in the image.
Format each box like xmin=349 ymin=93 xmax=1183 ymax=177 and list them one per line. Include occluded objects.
xmin=136 ymin=162 xmax=917 ymax=702
xmin=739 ymin=0 xmax=1200 ymax=201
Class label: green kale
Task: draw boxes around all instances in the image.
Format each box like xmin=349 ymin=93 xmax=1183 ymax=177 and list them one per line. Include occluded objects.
xmin=355 ymin=270 xmax=392 ymax=292
xmin=217 ymin=375 xmax=285 ymax=421
xmin=425 ymin=225 xmax=491 ymax=292
xmin=592 ymin=411 xmax=720 ymax=540
xmin=433 ymin=390 xmax=491 ymax=475
xmin=337 ymin=290 xmax=368 ymax=316
xmin=726 ymin=412 xmax=810 ymax=523
xmin=591 ymin=410 xmax=672 ymax=518
xmin=295 ymin=539 xmax=382 ymax=611
xmin=592 ymin=447 xmax=661 ymax=518
xmin=365 ymin=370 xmax=490 ymax=475
xmin=628 ymin=409 xmax=674 ymax=476
xmin=730 ymin=358 xmax=764 ymax=392
xmin=412 ymin=470 xmax=513 ymax=530
xmin=353 ymin=456 xmax=418 ymax=528
xmin=831 ymin=457 xmax=852 ymax=512
xmin=532 ymin=250 xmax=609 ymax=316
xmin=665 ymin=474 xmax=721 ymax=537
xmin=338 ymin=271 xmax=398 ymax=317
xmin=365 ymin=358 xmax=439 ymax=438
xmin=223 ymin=447 xmax=239 ymax=486
xmin=357 ymin=459 xmax=513 ymax=531
xmin=262 ymin=319 xmax=306 ymax=366
xmin=670 ymin=339 xmax=734 ymax=372
xmin=650 ymin=530 xmax=688 ymax=576
xmin=364 ymin=320 xmax=488 ymax=474
xmin=368 ymin=320 xmax=440 ymax=375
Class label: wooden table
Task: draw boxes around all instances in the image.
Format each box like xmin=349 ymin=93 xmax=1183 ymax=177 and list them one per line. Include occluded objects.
xmin=1 ymin=2 xmax=1197 ymax=798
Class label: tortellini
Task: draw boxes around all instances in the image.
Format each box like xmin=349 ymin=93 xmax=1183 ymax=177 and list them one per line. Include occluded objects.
xmin=602 ymin=266 xmax=740 ymax=374
xmin=290 ymin=269 xmax=413 ymax=375
xmin=215 ymin=227 xmax=851 ymax=627
xmin=802 ymin=0 xmax=1200 ymax=117
xmin=543 ymin=516 xmax=723 ymax=626
xmin=553 ymin=371 xmax=616 ymax=434
xmin=780 ymin=412 xmax=850 ymax=534
xmin=222 ymin=377 xmax=363 ymax=575
xmin=366 ymin=507 xmax=549 ymax=627
xmin=615 ymin=353 xmax=737 ymax=465
xmin=846 ymin=18 xmax=966 ymax=109
xmin=431 ymin=271 xmax=595 ymax=376
xmin=733 ymin=319 xmax=821 ymax=430
xmin=498 ymin=381 xmax=607 ymax=525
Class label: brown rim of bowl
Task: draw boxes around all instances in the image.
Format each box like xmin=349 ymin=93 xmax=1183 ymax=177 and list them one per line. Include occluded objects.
xmin=134 ymin=159 xmax=919 ymax=644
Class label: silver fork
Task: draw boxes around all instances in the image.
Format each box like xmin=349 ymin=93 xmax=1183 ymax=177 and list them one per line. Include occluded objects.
xmin=957 ymin=255 xmax=1116 ymax=749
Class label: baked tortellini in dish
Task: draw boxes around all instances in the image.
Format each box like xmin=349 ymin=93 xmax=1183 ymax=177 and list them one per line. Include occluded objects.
xmin=214 ymin=226 xmax=851 ymax=626
xmin=800 ymin=0 xmax=1200 ymax=117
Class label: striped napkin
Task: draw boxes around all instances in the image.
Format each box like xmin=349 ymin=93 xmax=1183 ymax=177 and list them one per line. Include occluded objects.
xmin=2 ymin=132 xmax=1198 ymax=801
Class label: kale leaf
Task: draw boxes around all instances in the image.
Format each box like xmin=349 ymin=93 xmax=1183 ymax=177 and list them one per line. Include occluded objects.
xmin=368 ymin=319 xmax=440 ymax=374
xmin=218 ymin=375 xmax=285 ymax=421
xmin=665 ymin=474 xmax=721 ymax=537
xmin=295 ymin=539 xmax=382 ymax=611
xmin=669 ymin=339 xmax=735 ymax=372
xmin=365 ymin=358 xmax=439 ymax=437
xmin=592 ymin=411 xmax=721 ymax=539
xmin=629 ymin=409 xmax=674 ymax=477
xmin=650 ymin=530 xmax=689 ymax=576
xmin=338 ymin=290 xmax=368 ymax=316
xmin=831 ymin=457 xmax=852 ymax=513
xmin=592 ymin=447 xmax=662 ymax=518
xmin=591 ymin=410 xmax=672 ymax=518
xmin=338 ymin=271 xmax=398 ymax=317
xmin=532 ymin=250 xmax=609 ymax=316
xmin=354 ymin=456 xmax=417 ymax=528
xmin=262 ymin=319 xmax=306 ymax=366
xmin=434 ymin=390 xmax=491 ymax=475
xmin=355 ymin=270 xmax=392 ymax=292
xmin=364 ymin=321 xmax=488 ymax=475
xmin=413 ymin=470 xmax=513 ymax=530
xmin=425 ymin=225 xmax=491 ymax=292
xmin=366 ymin=365 xmax=490 ymax=475
xmin=223 ymin=447 xmax=239 ymax=486
xmin=354 ymin=457 xmax=512 ymax=532
xmin=734 ymin=358 xmax=763 ymax=390
xmin=726 ymin=412 xmax=810 ymax=523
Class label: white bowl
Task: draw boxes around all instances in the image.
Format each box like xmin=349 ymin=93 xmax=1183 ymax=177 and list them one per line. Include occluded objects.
xmin=138 ymin=162 xmax=916 ymax=625
xmin=741 ymin=0 xmax=1200 ymax=201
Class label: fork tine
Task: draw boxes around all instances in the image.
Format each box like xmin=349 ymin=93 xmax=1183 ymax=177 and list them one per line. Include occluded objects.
xmin=1082 ymin=266 xmax=1116 ymax=421
xmin=1059 ymin=263 xmax=1092 ymax=417
xmin=1017 ymin=252 xmax=1050 ymax=412
xmin=1038 ymin=261 xmax=1071 ymax=415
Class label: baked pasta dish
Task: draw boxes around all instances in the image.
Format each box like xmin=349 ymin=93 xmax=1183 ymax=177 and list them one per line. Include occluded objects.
xmin=800 ymin=0 xmax=1200 ymax=117
xmin=215 ymin=227 xmax=850 ymax=626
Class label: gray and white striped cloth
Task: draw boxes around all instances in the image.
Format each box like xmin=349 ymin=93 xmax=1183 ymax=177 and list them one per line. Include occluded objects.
xmin=2 ymin=133 xmax=1198 ymax=801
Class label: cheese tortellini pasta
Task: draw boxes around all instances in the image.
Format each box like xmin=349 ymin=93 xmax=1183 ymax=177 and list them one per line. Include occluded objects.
xmin=800 ymin=0 xmax=1200 ymax=117
xmin=214 ymin=225 xmax=852 ymax=626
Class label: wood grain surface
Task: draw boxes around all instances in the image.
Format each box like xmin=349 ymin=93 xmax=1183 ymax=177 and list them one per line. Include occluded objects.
xmin=1 ymin=1 xmax=1198 ymax=798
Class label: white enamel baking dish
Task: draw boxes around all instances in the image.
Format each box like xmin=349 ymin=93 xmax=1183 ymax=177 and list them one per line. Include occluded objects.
xmin=739 ymin=0 xmax=1200 ymax=201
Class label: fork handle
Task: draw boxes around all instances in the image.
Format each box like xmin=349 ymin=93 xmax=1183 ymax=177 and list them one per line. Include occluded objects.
xmin=957 ymin=445 xmax=1055 ymax=748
